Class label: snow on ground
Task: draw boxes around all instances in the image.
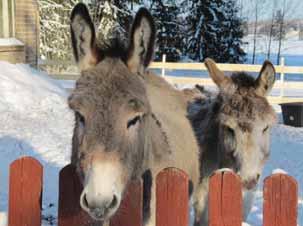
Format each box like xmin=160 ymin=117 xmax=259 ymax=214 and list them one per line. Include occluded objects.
xmin=0 ymin=61 xmax=73 ymax=225
xmin=247 ymin=122 xmax=303 ymax=226
xmin=243 ymin=34 xmax=303 ymax=57
xmin=0 ymin=62 xmax=302 ymax=225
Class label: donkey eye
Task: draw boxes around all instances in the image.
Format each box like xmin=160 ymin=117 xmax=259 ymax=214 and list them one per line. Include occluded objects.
xmin=263 ymin=126 xmax=269 ymax=133
xmin=127 ymin=116 xmax=141 ymax=129
xmin=76 ymin=112 xmax=85 ymax=126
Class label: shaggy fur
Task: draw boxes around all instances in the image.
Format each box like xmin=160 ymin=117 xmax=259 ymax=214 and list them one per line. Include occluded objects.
xmin=188 ymin=60 xmax=277 ymax=226
xmin=70 ymin=57 xmax=201 ymax=226
xmin=69 ymin=4 xmax=200 ymax=226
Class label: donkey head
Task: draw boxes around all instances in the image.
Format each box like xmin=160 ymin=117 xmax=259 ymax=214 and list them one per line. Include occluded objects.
xmin=205 ymin=58 xmax=277 ymax=190
xmin=69 ymin=3 xmax=155 ymax=220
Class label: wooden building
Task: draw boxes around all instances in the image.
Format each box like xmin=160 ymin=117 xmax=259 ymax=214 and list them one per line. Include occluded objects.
xmin=0 ymin=0 xmax=39 ymax=66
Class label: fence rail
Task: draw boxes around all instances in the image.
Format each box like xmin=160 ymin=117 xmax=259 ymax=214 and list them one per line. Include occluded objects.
xmin=39 ymin=56 xmax=303 ymax=104
xmin=7 ymin=156 xmax=299 ymax=226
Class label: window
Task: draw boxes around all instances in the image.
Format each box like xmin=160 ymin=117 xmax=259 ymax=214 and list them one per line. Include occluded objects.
xmin=0 ymin=0 xmax=15 ymax=38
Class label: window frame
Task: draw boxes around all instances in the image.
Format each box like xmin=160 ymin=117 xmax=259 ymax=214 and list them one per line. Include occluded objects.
xmin=1 ymin=0 xmax=15 ymax=38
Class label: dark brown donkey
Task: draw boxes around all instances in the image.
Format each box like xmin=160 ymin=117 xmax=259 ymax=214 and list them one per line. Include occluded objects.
xmin=189 ymin=58 xmax=277 ymax=225
xmin=69 ymin=3 xmax=200 ymax=226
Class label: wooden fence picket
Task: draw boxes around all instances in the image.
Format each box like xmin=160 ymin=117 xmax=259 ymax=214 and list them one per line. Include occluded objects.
xmin=58 ymin=164 xmax=99 ymax=226
xmin=5 ymin=156 xmax=300 ymax=226
xmin=263 ymin=173 xmax=298 ymax=226
xmin=8 ymin=156 xmax=43 ymax=226
xmin=208 ymin=170 xmax=242 ymax=226
xmin=110 ymin=180 xmax=142 ymax=226
xmin=58 ymin=164 xmax=143 ymax=226
xmin=156 ymin=168 xmax=189 ymax=226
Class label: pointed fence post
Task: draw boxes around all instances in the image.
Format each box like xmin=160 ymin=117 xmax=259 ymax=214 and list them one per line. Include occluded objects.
xmin=156 ymin=167 xmax=189 ymax=226
xmin=8 ymin=156 xmax=43 ymax=226
xmin=263 ymin=173 xmax=298 ymax=226
xmin=208 ymin=170 xmax=242 ymax=226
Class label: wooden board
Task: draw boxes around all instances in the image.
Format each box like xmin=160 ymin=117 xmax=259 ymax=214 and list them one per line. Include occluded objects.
xmin=58 ymin=164 xmax=142 ymax=226
xmin=110 ymin=180 xmax=142 ymax=226
xmin=263 ymin=173 xmax=298 ymax=226
xmin=8 ymin=156 xmax=43 ymax=226
xmin=208 ymin=171 xmax=242 ymax=226
xmin=156 ymin=168 xmax=189 ymax=226
xmin=58 ymin=164 xmax=101 ymax=226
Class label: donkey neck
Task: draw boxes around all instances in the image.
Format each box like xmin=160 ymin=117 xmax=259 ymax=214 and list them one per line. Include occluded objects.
xmin=141 ymin=71 xmax=200 ymax=186
xmin=190 ymin=94 xmax=223 ymax=179
xmin=146 ymin=113 xmax=171 ymax=165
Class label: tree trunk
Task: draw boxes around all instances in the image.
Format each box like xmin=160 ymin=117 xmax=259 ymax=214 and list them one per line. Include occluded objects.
xmin=277 ymin=0 xmax=286 ymax=65
xmin=267 ymin=7 xmax=275 ymax=59
xmin=252 ymin=0 xmax=259 ymax=64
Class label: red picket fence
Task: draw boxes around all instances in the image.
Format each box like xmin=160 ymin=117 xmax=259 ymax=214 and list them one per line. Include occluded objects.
xmin=7 ymin=156 xmax=298 ymax=226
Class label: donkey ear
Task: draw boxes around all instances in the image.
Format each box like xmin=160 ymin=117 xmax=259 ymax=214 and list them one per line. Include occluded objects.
xmin=127 ymin=8 xmax=156 ymax=74
xmin=204 ymin=58 xmax=230 ymax=88
xmin=255 ymin=61 xmax=276 ymax=96
xmin=70 ymin=3 xmax=99 ymax=71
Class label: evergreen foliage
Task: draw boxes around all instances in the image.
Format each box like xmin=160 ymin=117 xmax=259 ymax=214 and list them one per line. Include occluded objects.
xmin=186 ymin=0 xmax=246 ymax=63
xmin=39 ymin=0 xmax=247 ymax=64
xmin=150 ymin=0 xmax=183 ymax=61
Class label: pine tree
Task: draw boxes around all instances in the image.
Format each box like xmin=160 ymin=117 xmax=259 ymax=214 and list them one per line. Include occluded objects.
xmin=39 ymin=0 xmax=77 ymax=61
xmin=186 ymin=0 xmax=223 ymax=61
xmin=88 ymin=0 xmax=132 ymax=48
xmin=150 ymin=0 xmax=183 ymax=61
xmin=185 ymin=0 xmax=246 ymax=63
xmin=273 ymin=9 xmax=286 ymax=40
xmin=220 ymin=0 xmax=246 ymax=63
xmin=39 ymin=0 xmax=137 ymax=64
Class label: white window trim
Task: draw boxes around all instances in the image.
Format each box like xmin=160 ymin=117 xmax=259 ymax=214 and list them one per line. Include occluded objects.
xmin=2 ymin=0 xmax=15 ymax=38
xmin=11 ymin=0 xmax=15 ymax=37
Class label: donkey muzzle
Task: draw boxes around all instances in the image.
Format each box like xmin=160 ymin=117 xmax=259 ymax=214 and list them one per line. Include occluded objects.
xmin=79 ymin=160 xmax=123 ymax=220
xmin=80 ymin=190 xmax=119 ymax=220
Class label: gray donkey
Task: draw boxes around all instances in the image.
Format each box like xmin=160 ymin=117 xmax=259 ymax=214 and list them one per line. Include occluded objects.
xmin=189 ymin=58 xmax=277 ymax=225
xmin=69 ymin=3 xmax=200 ymax=226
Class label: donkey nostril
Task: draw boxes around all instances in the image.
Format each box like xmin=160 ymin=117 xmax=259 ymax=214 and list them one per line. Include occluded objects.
xmin=82 ymin=193 xmax=89 ymax=208
xmin=109 ymin=195 xmax=118 ymax=209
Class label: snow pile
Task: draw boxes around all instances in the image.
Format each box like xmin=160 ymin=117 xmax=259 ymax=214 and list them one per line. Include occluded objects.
xmin=0 ymin=61 xmax=73 ymax=225
xmin=272 ymin=168 xmax=288 ymax=175
xmin=0 ymin=213 xmax=6 ymax=226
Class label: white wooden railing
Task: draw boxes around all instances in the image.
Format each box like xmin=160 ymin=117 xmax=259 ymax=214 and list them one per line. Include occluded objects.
xmin=39 ymin=55 xmax=303 ymax=104
xmin=149 ymin=55 xmax=303 ymax=104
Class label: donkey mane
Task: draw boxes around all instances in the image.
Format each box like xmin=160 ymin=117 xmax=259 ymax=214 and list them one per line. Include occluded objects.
xmin=151 ymin=113 xmax=171 ymax=153
xmin=230 ymin=72 xmax=257 ymax=88
xmin=97 ymin=39 xmax=128 ymax=62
